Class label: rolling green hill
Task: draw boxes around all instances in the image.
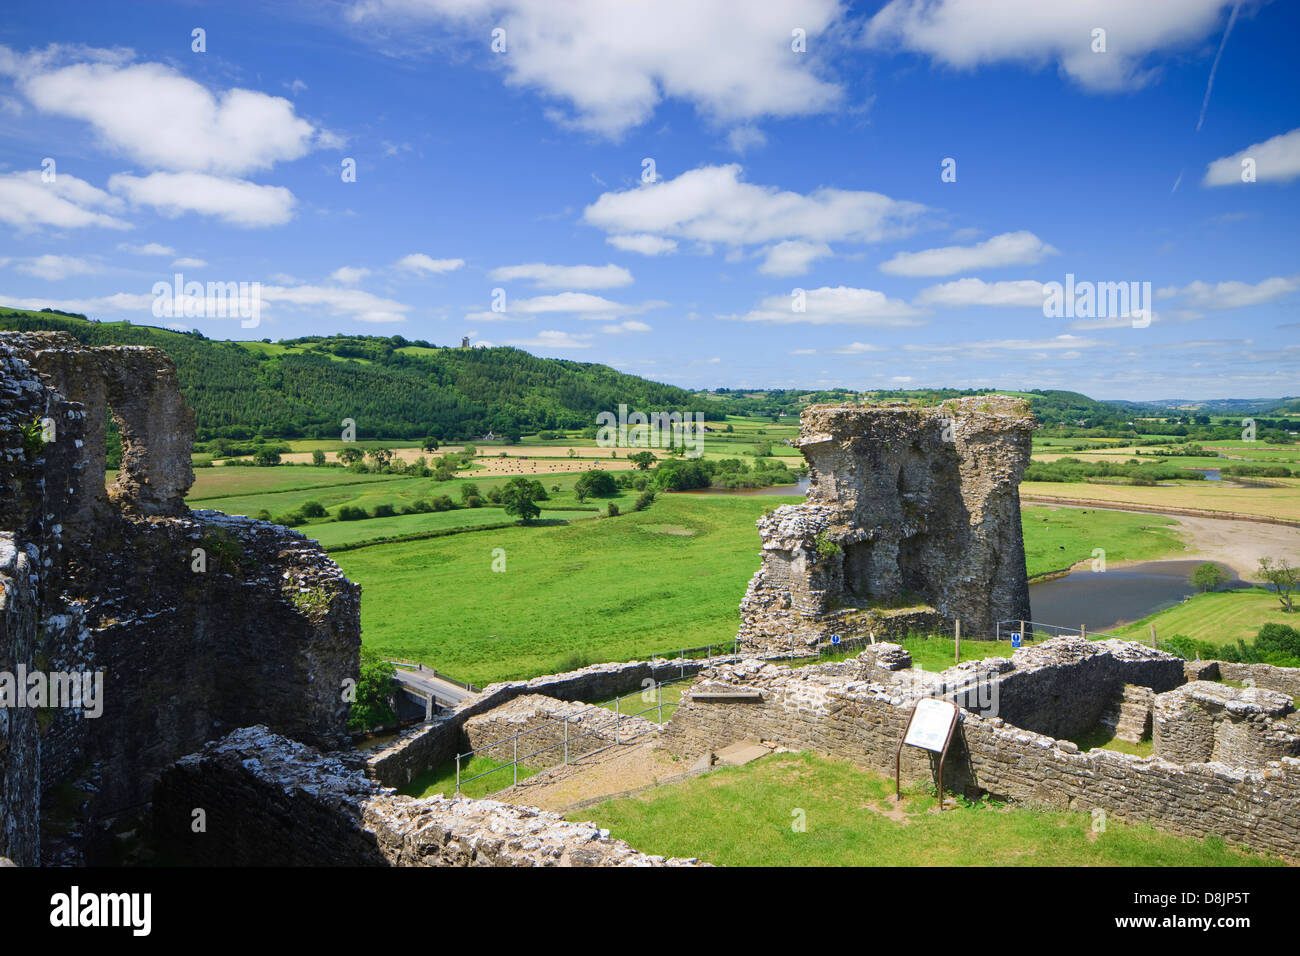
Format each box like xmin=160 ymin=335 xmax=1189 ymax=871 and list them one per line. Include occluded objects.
xmin=0 ymin=307 xmax=698 ymax=441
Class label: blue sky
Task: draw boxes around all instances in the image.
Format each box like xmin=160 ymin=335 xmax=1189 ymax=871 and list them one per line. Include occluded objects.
xmin=0 ymin=0 xmax=1297 ymax=399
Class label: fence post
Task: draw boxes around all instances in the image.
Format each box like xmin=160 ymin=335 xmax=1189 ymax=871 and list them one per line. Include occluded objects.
xmin=681 ymin=650 xmax=685 ymax=678
xmin=1080 ymin=623 xmax=1087 ymax=640
xmin=658 ymin=681 xmax=663 ymax=724
xmin=456 ymin=753 xmax=461 ymax=794
xmin=615 ymin=694 xmax=621 ymax=744
xmin=1020 ymin=619 xmax=1026 ymax=644
xmin=1150 ymin=623 xmax=1158 ymax=650
xmin=564 ymin=716 xmax=569 ymax=765
xmin=954 ymin=619 xmax=961 ymax=663
xmin=513 ymin=735 xmax=518 ymax=786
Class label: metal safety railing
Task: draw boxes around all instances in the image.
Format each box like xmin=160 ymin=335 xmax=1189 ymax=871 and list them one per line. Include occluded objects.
xmin=453 ymin=673 xmax=696 ymax=795
xmin=994 ymin=620 xmax=1120 ymax=643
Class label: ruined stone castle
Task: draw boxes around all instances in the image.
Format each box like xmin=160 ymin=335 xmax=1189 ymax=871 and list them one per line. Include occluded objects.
xmin=0 ymin=332 xmax=359 ymax=866
xmin=737 ymin=395 xmax=1036 ymax=651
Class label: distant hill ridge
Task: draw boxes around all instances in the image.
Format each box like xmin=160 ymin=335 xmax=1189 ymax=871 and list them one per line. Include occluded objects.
xmin=2 ymin=306 xmax=1293 ymax=439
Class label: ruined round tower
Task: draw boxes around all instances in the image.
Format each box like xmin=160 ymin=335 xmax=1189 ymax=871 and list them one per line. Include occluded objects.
xmin=736 ymin=395 xmax=1036 ymax=652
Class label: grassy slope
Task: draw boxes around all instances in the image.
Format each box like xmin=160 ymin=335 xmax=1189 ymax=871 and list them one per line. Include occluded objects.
xmin=1112 ymin=588 xmax=1296 ymax=647
xmin=574 ymin=752 xmax=1280 ymax=867
xmin=332 ymin=497 xmax=1186 ymax=685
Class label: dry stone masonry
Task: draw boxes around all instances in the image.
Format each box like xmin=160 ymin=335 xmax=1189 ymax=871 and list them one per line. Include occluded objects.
xmin=737 ymin=396 xmax=1035 ymax=653
xmin=0 ymin=332 xmax=361 ymax=866
xmin=658 ymin=638 xmax=1300 ymax=860
xmin=153 ymin=726 xmax=703 ymax=867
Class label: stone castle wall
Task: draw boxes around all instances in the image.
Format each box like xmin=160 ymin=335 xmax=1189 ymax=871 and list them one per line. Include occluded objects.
xmin=153 ymin=727 xmax=703 ymax=867
xmin=658 ymin=642 xmax=1300 ymax=860
xmin=0 ymin=332 xmax=361 ymax=865
xmin=737 ymin=396 xmax=1035 ymax=652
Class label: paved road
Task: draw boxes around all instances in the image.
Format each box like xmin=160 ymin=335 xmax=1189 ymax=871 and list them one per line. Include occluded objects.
xmin=392 ymin=665 xmax=474 ymax=710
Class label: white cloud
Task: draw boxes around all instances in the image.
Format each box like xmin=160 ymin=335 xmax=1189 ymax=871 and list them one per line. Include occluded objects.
xmin=489 ymin=262 xmax=632 ymax=289
xmin=880 ymin=231 xmax=1057 ymax=277
xmin=730 ymin=286 xmax=922 ymax=326
xmin=607 ymin=234 xmax=678 ymax=256
xmin=1203 ymin=127 xmax=1300 ymax=186
xmin=866 ymin=0 xmax=1237 ymax=92
xmin=1157 ymin=276 xmax=1299 ymax=310
xmin=346 ymin=0 xmax=844 ymax=138
xmin=171 ymin=257 xmax=208 ymax=269
xmin=0 ymin=170 xmax=129 ymax=230
xmin=7 ymin=254 xmax=101 ymax=280
xmin=502 ymin=329 xmax=593 ymax=349
xmin=601 ymin=320 xmax=652 ymax=334
xmin=260 ymin=284 xmax=410 ymax=323
xmin=727 ymin=125 xmax=768 ymax=154
xmin=906 ymin=334 xmax=1104 ymax=353
xmin=913 ymin=278 xmax=1047 ymax=307
xmin=395 ymin=253 xmax=465 ymax=275
xmin=6 ymin=47 xmax=324 ymax=175
xmin=585 ymin=164 xmax=928 ymax=252
xmin=831 ymin=341 xmax=884 ymax=354
xmin=331 ymin=266 xmax=372 ymax=284
xmin=758 ymin=240 xmax=832 ymax=277
xmin=471 ymin=292 xmax=665 ymax=322
xmin=118 ymin=242 xmax=175 ymax=256
xmin=0 ymin=292 xmax=155 ymax=315
xmin=109 ymin=172 xmax=295 ymax=227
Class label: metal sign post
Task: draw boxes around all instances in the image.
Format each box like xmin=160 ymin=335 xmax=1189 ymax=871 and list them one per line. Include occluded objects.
xmin=895 ymin=697 xmax=960 ymax=810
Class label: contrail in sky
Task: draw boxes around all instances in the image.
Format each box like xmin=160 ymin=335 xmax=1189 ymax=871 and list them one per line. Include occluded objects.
xmin=1197 ymin=1 xmax=1242 ymax=132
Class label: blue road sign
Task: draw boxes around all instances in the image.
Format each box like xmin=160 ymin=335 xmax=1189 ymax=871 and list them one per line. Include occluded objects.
xmin=1011 ymin=633 xmax=1022 ymax=648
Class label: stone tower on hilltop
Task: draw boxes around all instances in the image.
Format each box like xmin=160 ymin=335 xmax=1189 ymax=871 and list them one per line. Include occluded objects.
xmin=736 ymin=395 xmax=1036 ymax=652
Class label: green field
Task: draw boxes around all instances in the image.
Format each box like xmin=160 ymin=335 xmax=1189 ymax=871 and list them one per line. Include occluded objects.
xmin=573 ymin=752 xmax=1280 ymax=866
xmin=331 ymin=496 xmax=1187 ymax=685
xmin=1112 ymin=588 xmax=1296 ymax=647
xmin=1022 ymin=506 xmax=1185 ymax=578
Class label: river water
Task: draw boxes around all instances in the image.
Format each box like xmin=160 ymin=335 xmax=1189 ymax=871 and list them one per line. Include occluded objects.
xmin=1027 ymin=559 xmax=1243 ymax=635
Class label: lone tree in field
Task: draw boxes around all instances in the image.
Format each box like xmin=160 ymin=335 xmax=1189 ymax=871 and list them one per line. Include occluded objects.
xmin=338 ymin=447 xmax=363 ymax=465
xmin=501 ymin=477 xmax=542 ymax=524
xmin=629 ymin=451 xmax=658 ymax=470
xmin=1259 ymin=557 xmax=1297 ymax=613
xmin=575 ymin=468 xmax=618 ymax=501
xmin=1193 ymin=562 xmax=1229 ymax=592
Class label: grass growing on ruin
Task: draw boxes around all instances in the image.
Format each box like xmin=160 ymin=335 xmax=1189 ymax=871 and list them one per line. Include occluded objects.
xmin=331 ymin=497 xmax=1188 ymax=686
xmin=1072 ymin=726 xmax=1154 ymax=758
xmin=402 ymin=754 xmax=539 ymax=801
xmin=575 ymin=752 xmax=1283 ymax=867
xmin=594 ymin=678 xmax=694 ymax=723
xmin=1113 ymin=588 xmax=1295 ymax=648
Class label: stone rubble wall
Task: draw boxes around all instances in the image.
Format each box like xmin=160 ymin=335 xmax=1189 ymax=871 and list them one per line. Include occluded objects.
xmin=154 ymin=726 xmax=703 ymax=867
xmin=737 ymin=396 xmax=1035 ymax=653
xmin=368 ymin=656 xmax=719 ymax=789
xmin=1218 ymin=661 xmax=1300 ymax=699
xmin=0 ymin=332 xmax=362 ymax=864
xmin=1153 ymin=681 xmax=1300 ymax=768
xmin=1098 ymin=685 xmax=1155 ymax=744
xmin=658 ymin=643 xmax=1300 ymax=860
xmin=0 ymin=536 xmax=39 ymax=866
xmin=463 ymin=694 xmax=658 ymax=772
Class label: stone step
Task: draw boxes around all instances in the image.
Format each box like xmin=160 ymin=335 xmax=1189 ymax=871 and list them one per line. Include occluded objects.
xmin=1099 ymin=684 xmax=1154 ymax=743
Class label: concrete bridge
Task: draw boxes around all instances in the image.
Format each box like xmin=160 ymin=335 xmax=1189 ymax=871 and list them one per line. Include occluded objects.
xmin=392 ymin=664 xmax=475 ymax=721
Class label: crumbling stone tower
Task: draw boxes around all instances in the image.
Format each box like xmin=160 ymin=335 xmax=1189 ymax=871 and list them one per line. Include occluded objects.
xmin=0 ymin=331 xmax=361 ymax=866
xmin=737 ymin=395 xmax=1035 ymax=652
